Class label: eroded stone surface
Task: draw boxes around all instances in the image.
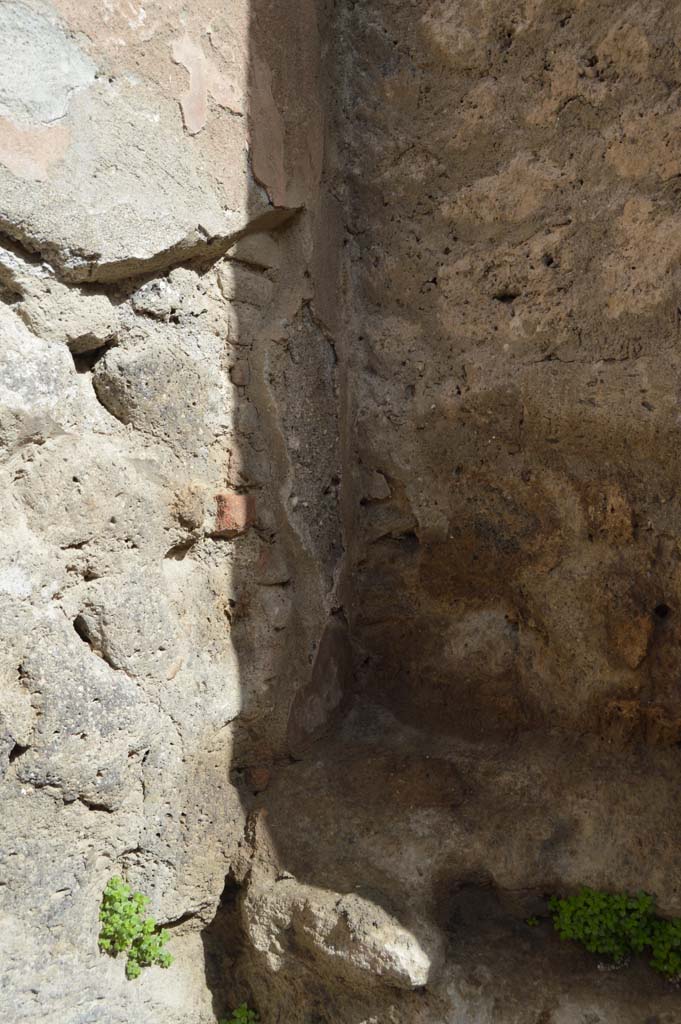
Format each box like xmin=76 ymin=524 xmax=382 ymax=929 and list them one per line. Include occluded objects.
xmin=0 ymin=1 xmax=339 ymax=1021
xmin=345 ymin=0 xmax=681 ymax=749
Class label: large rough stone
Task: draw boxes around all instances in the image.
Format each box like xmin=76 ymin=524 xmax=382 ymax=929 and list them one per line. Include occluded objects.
xmin=243 ymin=872 xmax=438 ymax=990
xmin=92 ymin=324 xmax=235 ymax=457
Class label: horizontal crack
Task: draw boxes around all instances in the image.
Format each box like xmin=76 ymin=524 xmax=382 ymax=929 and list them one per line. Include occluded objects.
xmin=0 ymin=206 xmax=300 ymax=287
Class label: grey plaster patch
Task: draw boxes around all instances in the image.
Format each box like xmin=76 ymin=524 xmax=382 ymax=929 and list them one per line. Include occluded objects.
xmin=0 ymin=2 xmax=96 ymax=126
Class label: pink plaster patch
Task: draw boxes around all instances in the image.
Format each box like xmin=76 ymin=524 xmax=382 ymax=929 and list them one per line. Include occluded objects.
xmin=206 ymin=61 xmax=243 ymax=115
xmin=172 ymin=32 xmax=247 ymax=135
xmin=172 ymin=34 xmax=208 ymax=136
xmin=250 ymin=57 xmax=286 ymax=206
xmin=0 ymin=118 xmax=70 ymax=181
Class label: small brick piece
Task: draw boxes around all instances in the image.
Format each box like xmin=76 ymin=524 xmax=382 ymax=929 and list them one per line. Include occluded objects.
xmin=213 ymin=490 xmax=256 ymax=537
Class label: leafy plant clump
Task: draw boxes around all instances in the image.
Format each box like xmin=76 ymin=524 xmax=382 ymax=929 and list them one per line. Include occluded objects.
xmin=550 ymin=888 xmax=681 ymax=979
xmin=220 ymin=1004 xmax=259 ymax=1024
xmin=99 ymin=876 xmax=173 ymax=979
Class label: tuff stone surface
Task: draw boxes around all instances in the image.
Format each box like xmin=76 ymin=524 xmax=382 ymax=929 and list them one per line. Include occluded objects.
xmin=344 ymin=0 xmax=681 ymax=751
xmin=3 ymin=0 xmax=681 ymax=1022
xmin=246 ymin=0 xmax=681 ymax=1020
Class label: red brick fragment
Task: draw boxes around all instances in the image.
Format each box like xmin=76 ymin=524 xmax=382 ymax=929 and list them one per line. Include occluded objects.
xmin=213 ymin=490 xmax=256 ymax=537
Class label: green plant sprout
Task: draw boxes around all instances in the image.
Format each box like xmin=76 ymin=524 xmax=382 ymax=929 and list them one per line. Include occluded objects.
xmin=220 ymin=1004 xmax=259 ymax=1024
xmin=550 ymin=888 xmax=681 ymax=979
xmin=99 ymin=876 xmax=173 ymax=980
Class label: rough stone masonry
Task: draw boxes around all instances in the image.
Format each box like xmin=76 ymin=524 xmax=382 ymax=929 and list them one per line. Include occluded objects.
xmin=2 ymin=1 xmax=681 ymax=1023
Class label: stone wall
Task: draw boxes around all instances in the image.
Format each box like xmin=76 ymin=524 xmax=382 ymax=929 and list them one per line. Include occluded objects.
xmin=3 ymin=2 xmax=681 ymax=1023
xmin=0 ymin=1 xmax=344 ymax=1020
xmin=245 ymin=1 xmax=681 ymax=1020
xmin=346 ymin=0 xmax=681 ymax=748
